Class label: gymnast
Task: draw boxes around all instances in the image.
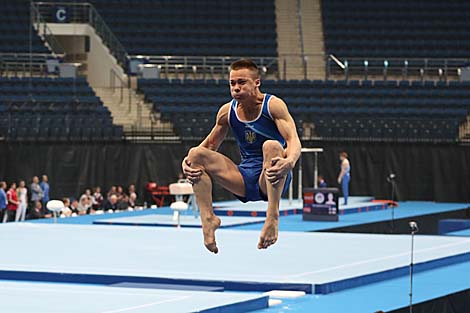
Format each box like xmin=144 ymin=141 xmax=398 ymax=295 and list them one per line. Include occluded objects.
xmin=182 ymin=59 xmax=301 ymax=254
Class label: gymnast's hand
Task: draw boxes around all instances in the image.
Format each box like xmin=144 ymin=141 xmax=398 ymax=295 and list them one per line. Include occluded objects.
xmin=182 ymin=156 xmax=202 ymax=184
xmin=265 ymin=157 xmax=291 ymax=186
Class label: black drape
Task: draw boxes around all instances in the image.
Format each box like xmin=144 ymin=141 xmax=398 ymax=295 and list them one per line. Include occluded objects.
xmin=0 ymin=141 xmax=468 ymax=203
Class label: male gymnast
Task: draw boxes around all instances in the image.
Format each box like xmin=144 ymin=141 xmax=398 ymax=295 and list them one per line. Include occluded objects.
xmin=182 ymin=59 xmax=301 ymax=254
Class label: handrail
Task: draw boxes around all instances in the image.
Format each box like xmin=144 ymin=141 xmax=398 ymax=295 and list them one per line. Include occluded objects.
xmin=328 ymin=54 xmax=346 ymax=70
xmin=110 ymin=68 xmax=124 ymax=104
xmin=296 ymin=0 xmax=306 ymax=79
xmin=130 ymin=55 xmax=280 ymax=79
xmin=32 ymin=2 xmax=129 ymax=69
xmin=30 ymin=2 xmax=66 ymax=57
xmin=88 ymin=4 xmax=129 ymax=69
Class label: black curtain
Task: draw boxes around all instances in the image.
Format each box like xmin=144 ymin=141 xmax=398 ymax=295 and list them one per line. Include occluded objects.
xmin=0 ymin=141 xmax=468 ymax=203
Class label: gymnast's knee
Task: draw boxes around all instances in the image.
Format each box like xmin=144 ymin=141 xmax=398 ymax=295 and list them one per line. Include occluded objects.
xmin=188 ymin=146 xmax=210 ymax=166
xmin=262 ymin=140 xmax=284 ymax=156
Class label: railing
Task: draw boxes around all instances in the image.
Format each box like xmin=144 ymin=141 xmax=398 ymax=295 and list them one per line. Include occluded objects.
xmin=130 ymin=53 xmax=469 ymax=82
xmin=110 ymin=68 xmax=125 ymax=104
xmin=30 ymin=3 xmax=66 ymax=56
xmin=131 ymin=55 xmax=280 ymax=80
xmin=32 ymin=2 xmax=129 ymax=69
xmin=326 ymin=56 xmax=470 ymax=81
xmin=296 ymin=0 xmax=306 ymax=73
xmin=0 ymin=53 xmax=60 ymax=77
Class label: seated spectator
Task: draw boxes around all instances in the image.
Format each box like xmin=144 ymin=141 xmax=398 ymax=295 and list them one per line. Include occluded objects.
xmin=79 ymin=189 xmax=93 ymax=214
xmin=61 ymin=197 xmax=72 ymax=217
xmin=27 ymin=201 xmax=46 ymax=220
xmin=129 ymin=192 xmax=137 ymax=208
xmin=117 ymin=194 xmax=129 ymax=211
xmin=107 ymin=186 xmax=117 ymax=199
xmin=318 ymin=175 xmax=327 ymax=188
xmin=77 ymin=196 xmax=90 ymax=215
xmin=116 ymin=185 xmax=124 ymax=201
xmin=92 ymin=186 xmax=103 ymax=210
xmin=102 ymin=194 xmax=118 ymax=212
xmin=70 ymin=199 xmax=79 ymax=215
xmin=128 ymin=184 xmax=137 ymax=198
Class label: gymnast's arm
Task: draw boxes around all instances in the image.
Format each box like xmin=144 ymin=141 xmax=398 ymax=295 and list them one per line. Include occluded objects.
xmin=198 ymin=103 xmax=230 ymax=151
xmin=266 ymin=97 xmax=302 ymax=181
xmin=182 ymin=103 xmax=230 ymax=177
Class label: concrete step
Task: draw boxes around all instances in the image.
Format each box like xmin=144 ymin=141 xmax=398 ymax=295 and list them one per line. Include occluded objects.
xmin=93 ymin=87 xmax=154 ymax=130
xmin=299 ymin=0 xmax=325 ymax=80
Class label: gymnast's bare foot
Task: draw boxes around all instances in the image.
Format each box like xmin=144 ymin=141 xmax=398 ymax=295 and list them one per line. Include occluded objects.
xmin=258 ymin=216 xmax=279 ymax=249
xmin=202 ymin=215 xmax=221 ymax=254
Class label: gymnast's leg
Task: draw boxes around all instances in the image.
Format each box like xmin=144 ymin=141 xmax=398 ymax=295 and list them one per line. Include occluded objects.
xmin=258 ymin=140 xmax=288 ymax=249
xmin=186 ymin=146 xmax=245 ymax=254
xmin=342 ymin=175 xmax=349 ymax=205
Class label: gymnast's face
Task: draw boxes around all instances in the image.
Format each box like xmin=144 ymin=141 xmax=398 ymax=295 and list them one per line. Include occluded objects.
xmin=229 ymin=68 xmax=260 ymax=102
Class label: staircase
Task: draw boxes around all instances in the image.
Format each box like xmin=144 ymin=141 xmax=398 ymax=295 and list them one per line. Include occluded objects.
xmin=299 ymin=0 xmax=326 ymax=80
xmin=93 ymin=87 xmax=152 ymax=131
xmin=275 ymin=0 xmax=304 ymax=79
xmin=459 ymin=115 xmax=470 ymax=142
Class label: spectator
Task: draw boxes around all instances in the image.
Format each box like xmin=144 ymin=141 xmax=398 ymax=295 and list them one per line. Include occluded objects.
xmin=92 ymin=186 xmax=103 ymax=210
xmin=27 ymin=200 xmax=45 ymax=220
xmin=0 ymin=181 xmax=7 ymax=222
xmin=317 ymin=175 xmax=327 ymax=188
xmin=128 ymin=184 xmax=137 ymax=197
xmin=107 ymin=186 xmax=117 ymax=199
xmin=103 ymin=194 xmax=118 ymax=212
xmin=4 ymin=182 xmax=18 ymax=223
xmin=16 ymin=180 xmax=28 ymax=222
xmin=117 ymin=194 xmax=129 ymax=211
xmin=30 ymin=176 xmax=43 ymax=207
xmin=129 ymin=192 xmax=137 ymax=208
xmin=69 ymin=199 xmax=79 ymax=215
xmin=61 ymin=197 xmax=72 ymax=217
xmin=78 ymin=189 xmax=92 ymax=215
xmin=116 ymin=185 xmax=124 ymax=201
xmin=40 ymin=175 xmax=50 ymax=208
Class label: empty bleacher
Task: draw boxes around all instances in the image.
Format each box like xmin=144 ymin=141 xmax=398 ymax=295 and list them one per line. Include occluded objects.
xmin=322 ymin=0 xmax=470 ymax=59
xmin=138 ymin=78 xmax=468 ymax=141
xmin=89 ymin=0 xmax=277 ymax=57
xmin=0 ymin=77 xmax=122 ymax=141
xmin=0 ymin=2 xmax=50 ymax=54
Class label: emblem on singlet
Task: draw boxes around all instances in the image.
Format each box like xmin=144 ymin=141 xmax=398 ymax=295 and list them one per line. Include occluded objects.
xmin=245 ymin=130 xmax=256 ymax=144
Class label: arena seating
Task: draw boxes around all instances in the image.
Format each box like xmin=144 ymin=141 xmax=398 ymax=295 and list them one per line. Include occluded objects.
xmin=322 ymin=0 xmax=470 ymax=58
xmin=0 ymin=2 xmax=50 ymax=54
xmin=88 ymin=0 xmax=277 ymax=57
xmin=138 ymin=78 xmax=468 ymax=141
xmin=0 ymin=77 xmax=122 ymax=141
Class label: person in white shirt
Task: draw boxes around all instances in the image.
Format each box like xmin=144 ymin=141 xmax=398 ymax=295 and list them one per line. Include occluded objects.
xmin=15 ymin=180 xmax=28 ymax=222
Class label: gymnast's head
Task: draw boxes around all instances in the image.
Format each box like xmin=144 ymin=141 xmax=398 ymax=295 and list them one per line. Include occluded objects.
xmin=229 ymin=59 xmax=261 ymax=100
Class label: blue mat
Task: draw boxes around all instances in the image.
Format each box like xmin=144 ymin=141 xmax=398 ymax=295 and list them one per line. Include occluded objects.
xmin=212 ymin=197 xmax=380 ymax=217
xmin=438 ymin=219 xmax=470 ymax=235
xmin=0 ymin=280 xmax=267 ymax=313
xmin=257 ymin=261 xmax=470 ymax=313
xmin=0 ymin=223 xmax=468 ymax=295
xmin=235 ymin=202 xmax=470 ymax=232
xmin=93 ymin=214 xmax=266 ymax=228
xmin=447 ymin=229 xmax=470 ymax=237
